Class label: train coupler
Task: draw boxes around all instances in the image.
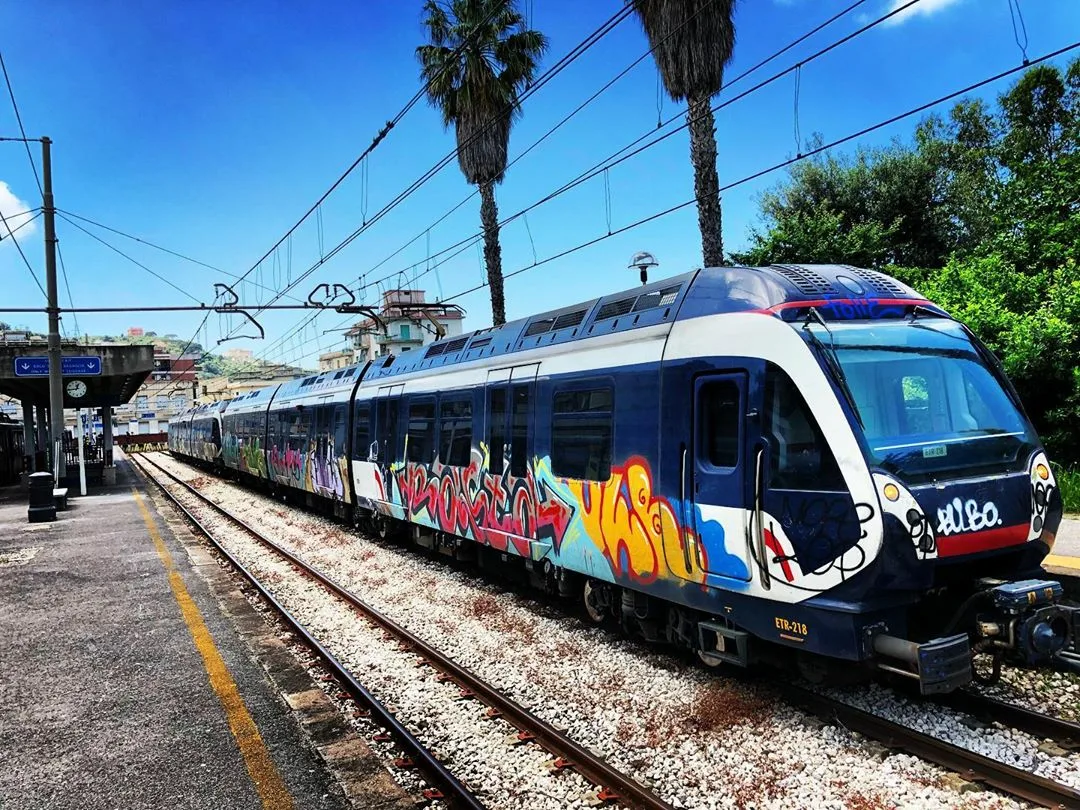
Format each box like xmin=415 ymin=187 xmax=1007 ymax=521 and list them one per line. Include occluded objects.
xmin=870 ymin=631 xmax=972 ymax=695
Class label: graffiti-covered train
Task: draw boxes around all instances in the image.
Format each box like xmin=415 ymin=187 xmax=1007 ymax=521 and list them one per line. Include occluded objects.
xmin=169 ymin=264 xmax=1078 ymax=693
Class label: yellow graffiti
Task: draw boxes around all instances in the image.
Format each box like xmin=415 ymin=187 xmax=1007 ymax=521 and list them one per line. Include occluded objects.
xmin=568 ymin=456 xmax=706 ymax=586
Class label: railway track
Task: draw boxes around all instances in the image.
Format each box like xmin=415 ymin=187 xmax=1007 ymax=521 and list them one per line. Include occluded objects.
xmin=132 ymin=452 xmax=673 ymax=810
xmin=140 ymin=452 xmax=1080 ymax=810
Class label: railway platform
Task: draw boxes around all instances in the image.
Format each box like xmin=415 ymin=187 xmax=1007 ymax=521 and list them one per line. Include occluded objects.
xmin=1045 ymin=516 xmax=1080 ymax=583
xmin=0 ymin=455 xmax=409 ymax=810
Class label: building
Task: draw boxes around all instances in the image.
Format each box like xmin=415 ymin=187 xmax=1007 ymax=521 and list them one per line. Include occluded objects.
xmin=345 ymin=289 xmax=463 ymax=360
xmin=198 ymin=365 xmax=308 ymax=403
xmin=126 ymin=327 xmax=145 ymax=338
xmin=222 ymin=348 xmax=254 ymax=362
xmin=318 ymin=350 xmax=353 ymax=371
xmin=111 ymin=348 xmax=198 ymax=434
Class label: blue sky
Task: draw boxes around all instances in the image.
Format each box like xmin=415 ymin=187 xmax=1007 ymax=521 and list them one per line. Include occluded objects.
xmin=1 ymin=0 xmax=1078 ymax=369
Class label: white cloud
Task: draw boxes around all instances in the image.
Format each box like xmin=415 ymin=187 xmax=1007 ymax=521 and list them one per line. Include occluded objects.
xmin=885 ymin=0 xmax=964 ymax=25
xmin=0 ymin=181 xmax=37 ymax=243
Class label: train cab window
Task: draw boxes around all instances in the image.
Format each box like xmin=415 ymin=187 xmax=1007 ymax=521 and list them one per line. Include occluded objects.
xmin=698 ymin=380 xmax=740 ymax=468
xmin=510 ymin=385 xmax=530 ymax=477
xmin=551 ymin=387 xmax=613 ymax=481
xmin=763 ymin=365 xmax=844 ymax=490
xmin=406 ymin=399 xmax=435 ymax=464
xmin=488 ymin=388 xmax=506 ymax=475
xmin=439 ymin=398 xmax=472 ymax=467
xmin=354 ymin=403 xmax=370 ymax=459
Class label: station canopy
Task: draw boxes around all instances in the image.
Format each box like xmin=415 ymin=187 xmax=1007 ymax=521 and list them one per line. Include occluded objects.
xmin=0 ymin=344 xmax=155 ymax=408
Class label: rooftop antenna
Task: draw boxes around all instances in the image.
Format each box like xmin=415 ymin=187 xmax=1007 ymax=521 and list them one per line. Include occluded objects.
xmin=629 ymin=251 xmax=658 ymax=286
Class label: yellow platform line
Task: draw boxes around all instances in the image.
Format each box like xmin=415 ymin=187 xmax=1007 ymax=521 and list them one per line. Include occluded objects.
xmin=133 ymin=489 xmax=294 ymax=810
xmin=1044 ymin=553 xmax=1080 ymax=572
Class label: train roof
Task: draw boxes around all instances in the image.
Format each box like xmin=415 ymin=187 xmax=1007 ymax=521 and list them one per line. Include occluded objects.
xmin=361 ymin=264 xmax=925 ymax=383
xmin=224 ymin=382 xmax=280 ymax=416
xmin=271 ymin=363 xmax=365 ymax=409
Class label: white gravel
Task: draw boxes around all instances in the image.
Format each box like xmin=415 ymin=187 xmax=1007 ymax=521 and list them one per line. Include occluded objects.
xmin=147 ymin=461 xmax=603 ymax=810
xmin=148 ymin=452 xmax=1080 ymax=809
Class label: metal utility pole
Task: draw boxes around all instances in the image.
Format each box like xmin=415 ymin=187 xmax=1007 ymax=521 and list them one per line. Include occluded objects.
xmin=42 ymin=136 xmax=65 ymax=479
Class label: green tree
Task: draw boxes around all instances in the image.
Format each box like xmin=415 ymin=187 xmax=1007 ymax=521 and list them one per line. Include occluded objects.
xmin=632 ymin=0 xmax=735 ymax=267
xmin=417 ymin=0 xmax=548 ymax=326
xmin=732 ymin=139 xmax=953 ymax=268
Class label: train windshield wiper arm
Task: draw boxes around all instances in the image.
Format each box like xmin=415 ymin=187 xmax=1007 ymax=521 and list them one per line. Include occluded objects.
xmin=801 ymin=309 xmax=863 ymax=427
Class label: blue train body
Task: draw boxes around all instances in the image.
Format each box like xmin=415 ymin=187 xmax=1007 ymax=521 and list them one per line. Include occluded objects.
xmin=169 ymin=264 xmax=1077 ymax=693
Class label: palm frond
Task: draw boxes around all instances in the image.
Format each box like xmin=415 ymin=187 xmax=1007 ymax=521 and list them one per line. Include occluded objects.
xmin=417 ymin=0 xmax=546 ymax=184
xmin=631 ymin=0 xmax=736 ymax=101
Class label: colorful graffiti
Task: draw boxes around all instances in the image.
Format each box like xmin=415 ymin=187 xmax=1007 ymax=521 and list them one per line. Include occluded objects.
xmin=566 ymin=456 xmax=711 ymax=586
xmin=390 ymin=447 xmax=574 ymax=557
xmin=380 ymin=450 xmax=738 ymax=588
xmin=270 ymin=437 xmax=347 ymax=500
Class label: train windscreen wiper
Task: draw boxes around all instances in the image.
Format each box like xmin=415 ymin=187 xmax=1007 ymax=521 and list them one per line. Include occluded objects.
xmin=801 ymin=308 xmax=863 ymax=427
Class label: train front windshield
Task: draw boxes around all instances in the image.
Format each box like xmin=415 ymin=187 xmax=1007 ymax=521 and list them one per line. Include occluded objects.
xmin=807 ymin=319 xmax=1040 ymax=483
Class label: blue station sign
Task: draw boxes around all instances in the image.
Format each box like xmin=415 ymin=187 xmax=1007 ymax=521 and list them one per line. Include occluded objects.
xmin=12 ymin=356 xmax=103 ymax=377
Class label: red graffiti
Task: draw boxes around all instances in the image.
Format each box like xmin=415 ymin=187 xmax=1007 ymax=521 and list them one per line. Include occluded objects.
xmin=392 ymin=457 xmax=573 ymax=556
xmin=763 ymin=527 xmax=795 ymax=583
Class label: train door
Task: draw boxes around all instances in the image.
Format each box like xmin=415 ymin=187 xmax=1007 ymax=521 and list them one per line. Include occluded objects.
xmin=483 ymin=365 xmax=538 ymax=550
xmin=688 ymin=371 xmax=754 ymax=582
xmin=373 ymin=384 xmax=403 ymax=503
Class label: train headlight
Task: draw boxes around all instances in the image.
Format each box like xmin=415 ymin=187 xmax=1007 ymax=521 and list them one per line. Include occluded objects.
xmin=883 ymin=483 xmax=900 ymax=502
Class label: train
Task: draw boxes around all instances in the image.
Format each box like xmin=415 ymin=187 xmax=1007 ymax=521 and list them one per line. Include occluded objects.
xmin=169 ymin=263 xmax=1078 ymax=694
xmin=0 ymin=418 xmax=26 ymax=486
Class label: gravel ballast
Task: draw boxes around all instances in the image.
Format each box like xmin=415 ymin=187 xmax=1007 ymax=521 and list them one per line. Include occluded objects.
xmin=149 ymin=453 xmax=1080 ymax=808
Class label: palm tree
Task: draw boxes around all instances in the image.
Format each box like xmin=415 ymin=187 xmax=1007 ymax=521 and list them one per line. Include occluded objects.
xmin=417 ymin=0 xmax=548 ymax=326
xmin=632 ymin=0 xmax=736 ymax=267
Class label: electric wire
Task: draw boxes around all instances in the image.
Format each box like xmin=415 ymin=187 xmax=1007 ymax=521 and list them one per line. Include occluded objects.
xmin=337 ymin=0 xmax=874 ymax=307
xmin=56 ymin=209 xmax=305 ymax=303
xmin=57 ymin=212 xmax=202 ymax=303
xmin=56 ymin=239 xmax=80 ymax=339
xmin=0 ymin=205 xmax=46 ymax=297
xmin=0 ymin=49 xmax=43 ymax=196
xmin=268 ymin=38 xmax=1080 ymax=368
xmin=220 ymin=4 xmax=637 ymax=353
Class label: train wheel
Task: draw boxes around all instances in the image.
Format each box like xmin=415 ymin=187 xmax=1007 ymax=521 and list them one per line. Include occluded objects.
xmin=371 ymin=512 xmax=393 ymax=541
xmin=582 ymin=579 xmax=609 ymax=624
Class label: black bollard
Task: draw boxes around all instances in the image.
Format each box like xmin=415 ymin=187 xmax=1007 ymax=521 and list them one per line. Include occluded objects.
xmin=28 ymin=471 xmax=56 ymax=523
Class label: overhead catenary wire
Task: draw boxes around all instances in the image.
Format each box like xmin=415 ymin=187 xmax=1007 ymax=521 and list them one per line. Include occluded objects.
xmin=54 ymin=209 xmax=305 ymax=303
xmin=338 ymin=0 xmax=875 ymax=306
xmin=266 ymin=36 xmax=1080 ymax=370
xmin=221 ymin=3 xmax=638 ymax=355
xmin=216 ymin=3 xmax=641 ymax=372
xmin=0 ymin=205 xmax=46 ymax=298
xmin=0 ymin=49 xmax=43 ymax=196
xmin=57 ymin=212 xmax=202 ymax=303
xmin=240 ymin=0 xmax=826 ymax=369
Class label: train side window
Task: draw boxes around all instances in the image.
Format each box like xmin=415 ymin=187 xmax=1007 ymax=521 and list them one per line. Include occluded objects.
xmin=698 ymin=380 xmax=740 ymax=468
xmin=354 ymin=403 xmax=370 ymax=459
xmin=551 ymin=387 xmax=613 ymax=481
xmin=488 ymin=388 xmax=506 ymax=475
xmin=439 ymin=398 xmax=472 ymax=467
xmin=509 ymin=385 xmax=530 ymax=477
xmin=406 ymin=399 xmax=435 ymax=464
xmin=333 ymin=405 xmax=347 ymax=454
xmin=763 ymin=365 xmax=844 ymax=490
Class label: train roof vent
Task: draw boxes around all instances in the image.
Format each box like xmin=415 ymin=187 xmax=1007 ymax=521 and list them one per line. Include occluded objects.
xmin=382 ymin=354 xmax=395 ymax=367
xmin=632 ymin=284 xmax=682 ymax=313
xmin=300 ymin=376 xmax=316 ymax=387
xmin=552 ymin=308 xmax=588 ymax=330
xmin=442 ymin=336 xmax=469 ymax=353
xmin=524 ymin=317 xmax=556 ymax=337
xmin=596 ymin=295 xmax=637 ymax=321
xmin=842 ymin=265 xmax=907 ymax=296
xmin=770 ymin=265 xmax=840 ymax=297
xmin=469 ymin=336 xmax=493 ymax=349
xmin=425 ymin=342 xmax=448 ymax=358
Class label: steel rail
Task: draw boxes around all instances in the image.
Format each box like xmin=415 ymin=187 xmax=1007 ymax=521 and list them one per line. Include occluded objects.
xmin=789 ymin=685 xmax=1080 ymax=809
xmin=128 ymin=453 xmax=483 ymax=810
xmin=137 ymin=452 xmax=672 ymax=810
xmin=936 ymin=690 xmax=1080 ymax=750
